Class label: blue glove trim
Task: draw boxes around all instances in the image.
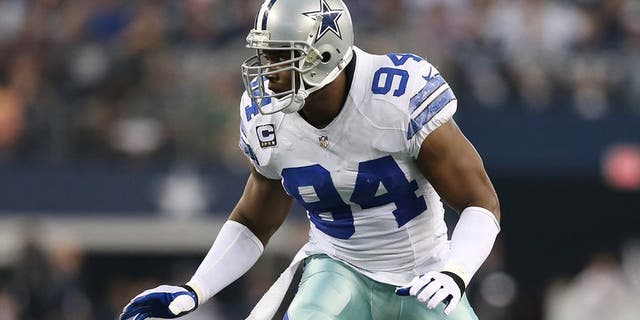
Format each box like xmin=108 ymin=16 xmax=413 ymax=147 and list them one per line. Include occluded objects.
xmin=395 ymin=287 xmax=410 ymax=296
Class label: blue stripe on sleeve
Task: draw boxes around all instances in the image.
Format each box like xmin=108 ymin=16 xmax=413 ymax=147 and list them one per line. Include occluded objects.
xmin=407 ymin=88 xmax=456 ymax=139
xmin=408 ymin=75 xmax=446 ymax=114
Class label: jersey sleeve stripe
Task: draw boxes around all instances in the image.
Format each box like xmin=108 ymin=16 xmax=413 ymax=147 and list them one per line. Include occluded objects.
xmin=410 ymin=84 xmax=449 ymax=119
xmin=408 ymin=74 xmax=446 ymax=114
xmin=406 ymin=88 xmax=456 ymax=139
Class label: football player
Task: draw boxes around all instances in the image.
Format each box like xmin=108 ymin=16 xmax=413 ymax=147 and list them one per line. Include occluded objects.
xmin=120 ymin=0 xmax=500 ymax=319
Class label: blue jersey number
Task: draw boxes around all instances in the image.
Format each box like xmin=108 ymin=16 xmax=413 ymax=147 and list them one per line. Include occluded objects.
xmin=387 ymin=53 xmax=423 ymax=66
xmin=282 ymin=156 xmax=427 ymax=239
xmin=371 ymin=53 xmax=423 ymax=97
xmin=282 ymin=165 xmax=355 ymax=239
xmin=372 ymin=67 xmax=409 ymax=97
xmin=350 ymin=156 xmax=426 ymax=227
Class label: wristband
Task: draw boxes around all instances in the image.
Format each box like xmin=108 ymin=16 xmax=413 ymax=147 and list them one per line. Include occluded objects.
xmin=442 ymin=206 xmax=500 ymax=286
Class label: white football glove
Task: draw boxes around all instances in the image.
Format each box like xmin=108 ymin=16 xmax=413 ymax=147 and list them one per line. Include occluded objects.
xmin=395 ymin=271 xmax=465 ymax=315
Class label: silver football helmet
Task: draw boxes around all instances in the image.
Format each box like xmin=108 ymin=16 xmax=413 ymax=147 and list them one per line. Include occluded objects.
xmin=241 ymin=0 xmax=354 ymax=114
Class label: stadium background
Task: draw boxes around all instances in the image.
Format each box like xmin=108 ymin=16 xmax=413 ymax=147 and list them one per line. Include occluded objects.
xmin=0 ymin=0 xmax=639 ymax=319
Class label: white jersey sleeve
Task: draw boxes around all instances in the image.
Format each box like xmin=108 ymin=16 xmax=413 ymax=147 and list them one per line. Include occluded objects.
xmin=401 ymin=60 xmax=457 ymax=159
xmin=237 ymin=91 xmax=282 ymax=180
xmin=366 ymin=52 xmax=457 ymax=159
xmin=354 ymin=49 xmax=458 ymax=160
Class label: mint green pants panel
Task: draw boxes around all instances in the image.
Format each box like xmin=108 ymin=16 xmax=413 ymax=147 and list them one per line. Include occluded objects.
xmin=286 ymin=255 xmax=479 ymax=320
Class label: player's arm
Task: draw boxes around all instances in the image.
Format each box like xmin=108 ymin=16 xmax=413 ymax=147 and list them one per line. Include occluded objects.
xmin=397 ymin=119 xmax=500 ymax=315
xmin=120 ymin=167 xmax=293 ymax=320
xmin=416 ymin=119 xmax=500 ymax=218
xmin=228 ymin=166 xmax=294 ymax=245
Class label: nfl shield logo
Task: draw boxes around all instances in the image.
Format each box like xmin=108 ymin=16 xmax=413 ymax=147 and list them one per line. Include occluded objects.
xmin=318 ymin=135 xmax=329 ymax=148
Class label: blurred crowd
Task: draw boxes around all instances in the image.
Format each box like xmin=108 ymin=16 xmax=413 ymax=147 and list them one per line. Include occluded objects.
xmin=544 ymin=240 xmax=640 ymax=320
xmin=0 ymin=0 xmax=639 ymax=165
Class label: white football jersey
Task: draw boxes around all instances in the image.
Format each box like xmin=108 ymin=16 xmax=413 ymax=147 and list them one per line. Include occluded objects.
xmin=238 ymin=47 xmax=457 ymax=286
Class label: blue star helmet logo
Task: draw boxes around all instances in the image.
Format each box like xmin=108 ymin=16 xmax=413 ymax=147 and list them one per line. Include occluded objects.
xmin=303 ymin=0 xmax=344 ymax=41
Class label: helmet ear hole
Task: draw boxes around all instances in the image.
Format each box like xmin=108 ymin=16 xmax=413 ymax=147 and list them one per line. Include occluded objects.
xmin=321 ymin=52 xmax=331 ymax=63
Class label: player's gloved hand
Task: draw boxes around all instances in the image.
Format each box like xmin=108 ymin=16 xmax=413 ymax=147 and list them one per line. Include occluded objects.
xmin=120 ymin=285 xmax=198 ymax=320
xmin=395 ymin=271 xmax=465 ymax=315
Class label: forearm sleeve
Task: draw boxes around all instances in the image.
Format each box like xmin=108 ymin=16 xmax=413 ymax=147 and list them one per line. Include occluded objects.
xmin=186 ymin=220 xmax=264 ymax=304
xmin=442 ymin=206 xmax=500 ymax=286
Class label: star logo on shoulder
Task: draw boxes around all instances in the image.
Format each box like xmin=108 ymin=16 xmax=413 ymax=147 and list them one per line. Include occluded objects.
xmin=303 ymin=0 xmax=344 ymax=41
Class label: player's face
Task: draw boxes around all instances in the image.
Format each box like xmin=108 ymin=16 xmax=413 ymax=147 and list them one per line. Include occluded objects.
xmin=262 ymin=50 xmax=299 ymax=94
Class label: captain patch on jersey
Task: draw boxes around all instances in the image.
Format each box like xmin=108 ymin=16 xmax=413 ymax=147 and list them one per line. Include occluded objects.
xmin=256 ymin=124 xmax=277 ymax=148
